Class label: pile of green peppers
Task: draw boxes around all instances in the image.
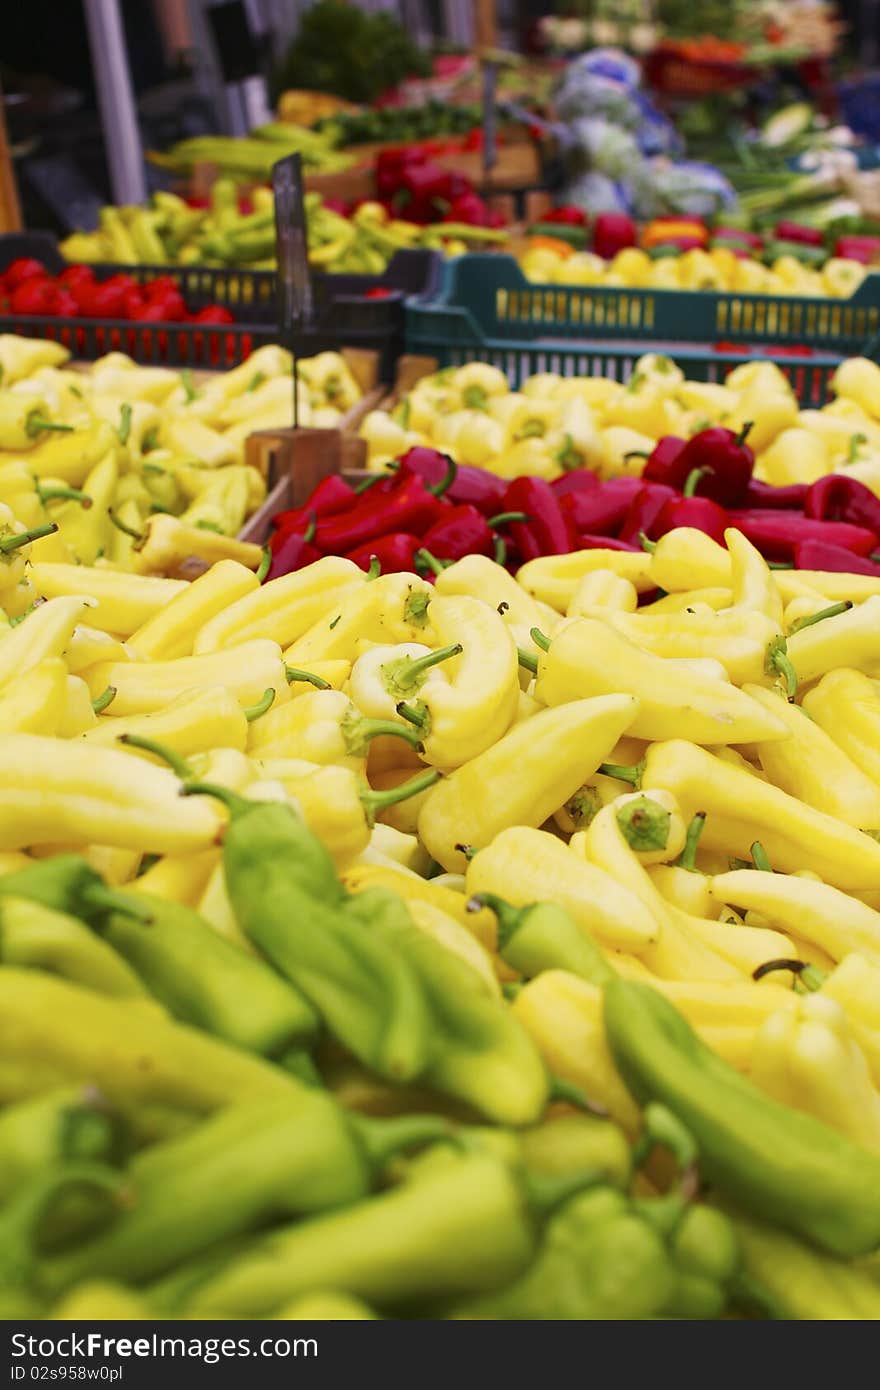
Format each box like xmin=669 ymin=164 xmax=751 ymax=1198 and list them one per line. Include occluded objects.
xmin=1 ymin=790 xmax=879 ymax=1319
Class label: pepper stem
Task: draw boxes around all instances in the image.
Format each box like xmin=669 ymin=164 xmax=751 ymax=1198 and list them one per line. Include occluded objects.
xmin=36 ymin=484 xmax=92 ymax=508
xmin=26 ymin=415 xmax=74 ymax=437
xmin=285 ymin=666 xmax=331 ymax=690
xmin=348 ymin=1113 xmax=458 ymax=1170
xmin=674 ymin=811 xmax=706 ymax=872
xmin=83 ymin=883 xmax=155 ymax=923
xmin=616 ymin=795 xmax=670 ymax=853
xmin=632 ymin=1102 xmax=699 ymax=1196
xmin=117 ymin=403 xmax=133 ymax=446
xmin=303 ymin=511 xmax=317 ymax=544
xmin=118 ymin=733 xmax=192 ymax=781
xmin=390 ymin=643 xmax=462 ymax=692
xmin=396 ymin=700 xmax=427 ymax=728
xmin=493 ymin=537 xmax=507 ymax=566
xmin=529 ymin=626 xmax=551 ymax=651
xmin=426 ymin=455 xmax=457 ymax=498
xmin=623 ymin=450 xmax=651 ymax=461
xmin=0 ymin=522 xmax=58 ymax=554
xmin=683 ymin=466 xmax=710 ymax=498
xmin=365 ymin=556 xmax=382 ymax=581
xmin=517 ymin=646 xmax=538 ymax=674
xmin=788 ymin=600 xmax=852 ymax=635
xmin=243 ymin=688 xmax=275 ymax=722
xmin=752 ymin=958 xmax=826 ymax=991
xmin=751 ymin=840 xmax=773 ymax=872
xmin=735 ymin=421 xmax=753 ymax=447
xmin=353 ymin=474 xmax=385 ymax=494
xmin=639 ymin=532 xmax=657 ymax=553
xmin=765 ymin=636 xmax=798 ymax=700
xmin=549 ymin=1075 xmax=609 ymax=1117
xmin=487 ymin=511 xmax=530 ymax=527
xmin=454 ymin=843 xmax=478 ymax=860
xmin=108 ymin=510 xmax=144 ymax=542
xmin=414 ymin=549 xmax=447 ymax=578
xmin=359 ymin=768 xmax=441 ymax=822
xmin=343 ymin=714 xmax=425 ymax=756
xmin=91 ymin=686 xmax=117 ymax=715
xmin=598 ymin=760 xmax=644 ymax=788
xmin=466 ymin=892 xmax=523 ymax=946
xmin=255 ymin=546 xmax=271 ymax=584
xmin=179 ymin=781 xmax=254 ymax=818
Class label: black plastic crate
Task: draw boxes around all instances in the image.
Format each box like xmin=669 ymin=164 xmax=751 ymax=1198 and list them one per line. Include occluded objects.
xmin=0 ymin=235 xmax=442 ymax=374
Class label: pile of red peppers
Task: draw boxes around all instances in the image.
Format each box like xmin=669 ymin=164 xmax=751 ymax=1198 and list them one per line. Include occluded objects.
xmin=375 ymin=149 xmax=505 ymax=228
xmin=266 ymin=430 xmax=880 ymax=582
xmin=0 ymin=259 xmax=236 ymax=326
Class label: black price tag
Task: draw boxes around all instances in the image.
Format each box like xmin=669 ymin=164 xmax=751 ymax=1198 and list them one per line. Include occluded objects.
xmin=273 ymin=153 xmax=313 ymax=429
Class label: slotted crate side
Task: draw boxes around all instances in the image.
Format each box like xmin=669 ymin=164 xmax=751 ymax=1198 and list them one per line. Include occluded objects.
xmin=0 ymin=314 xmax=272 ymax=368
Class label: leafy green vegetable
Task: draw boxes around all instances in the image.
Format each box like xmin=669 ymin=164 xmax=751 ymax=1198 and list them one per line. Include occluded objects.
xmin=272 ymin=1 xmax=430 ymax=105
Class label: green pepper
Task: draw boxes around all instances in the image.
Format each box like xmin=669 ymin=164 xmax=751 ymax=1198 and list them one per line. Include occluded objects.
xmin=184 ymin=1153 xmax=593 ymax=1317
xmin=0 ymin=854 xmax=153 ymax=927
xmin=348 ymin=886 xmax=549 ymax=1127
xmin=604 ymin=978 xmax=880 ymax=1258
xmin=98 ymin=891 xmax=319 ymax=1055
xmin=517 ymin=1112 xmax=632 ymax=1190
xmin=470 ymin=893 xmax=616 ymax=987
xmin=0 ymin=1163 xmax=127 ymax=1292
xmin=455 ymin=1186 xmax=676 ymax=1320
xmin=39 ymin=1096 xmax=454 ymax=1293
xmin=0 ymin=896 xmax=147 ymax=998
xmin=0 ymin=1088 xmax=119 ymax=1202
xmin=662 ymin=1203 xmax=740 ymax=1319
xmin=184 ymin=786 xmax=431 ymax=1084
xmin=724 ymin=1204 xmax=880 ymax=1320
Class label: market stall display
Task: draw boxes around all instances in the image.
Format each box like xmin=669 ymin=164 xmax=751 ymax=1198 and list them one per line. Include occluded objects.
xmin=5 ymin=0 xmax=880 ymax=1328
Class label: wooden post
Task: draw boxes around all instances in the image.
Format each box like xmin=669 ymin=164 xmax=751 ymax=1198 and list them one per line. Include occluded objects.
xmin=0 ymin=83 xmax=23 ymax=234
xmin=475 ymin=0 xmax=497 ymax=50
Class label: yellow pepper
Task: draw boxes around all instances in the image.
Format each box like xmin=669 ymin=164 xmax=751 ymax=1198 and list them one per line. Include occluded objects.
xmin=0 ymin=735 xmax=221 ymax=853
xmin=602 ymin=382 xmax=678 ymax=439
xmin=84 ymin=639 xmax=290 ymax=716
xmin=131 ymin=514 xmax=262 ymax=576
xmin=417 ymin=693 xmax=639 ymax=874
xmin=23 ymin=421 xmax=122 ymax=487
xmin=643 ymin=740 xmax=880 ymax=890
xmin=0 ymin=336 xmax=69 ymax=383
xmin=128 ymin=848 xmax=220 ymax=908
xmin=534 ymin=616 xmax=789 ymax=745
xmin=30 ymin=563 xmax=187 ymax=636
xmin=567 ymin=569 xmax=639 ymax=616
xmin=54 ymin=449 xmax=118 ymax=565
xmin=340 ymin=861 xmax=496 ymax=952
xmin=597 ymin=427 xmax=658 ymax=479
xmin=757 ymin=428 xmax=829 ymax=486
xmin=193 ymin=557 xmax=364 ymax=654
xmin=465 ymin=824 xmax=659 ymax=953
xmin=831 ymin=357 xmax=880 ymax=419
xmin=247 ymin=687 xmax=422 ymax=772
xmin=708 ymin=868 xmax=880 ymax=964
xmin=127 ymin=560 xmax=259 ymax=661
xmin=0 ymin=596 xmax=90 ymax=691
xmin=752 ymin=993 xmax=880 ymax=1153
xmin=0 ymin=657 xmax=68 ymax=736
xmin=348 ymin=642 xmax=454 ymax=722
xmin=283 ymin=573 xmax=432 ymax=665
xmin=802 ymin=668 xmax=880 ymax=789
xmin=745 ymin=683 xmax=880 ymax=829
xmin=435 ymin=553 xmax=560 ymax=653
xmin=83 ymin=684 xmax=251 ymax=761
xmin=786 ymin=595 xmax=880 ymax=683
xmin=517 ymin=549 xmax=655 ymax=611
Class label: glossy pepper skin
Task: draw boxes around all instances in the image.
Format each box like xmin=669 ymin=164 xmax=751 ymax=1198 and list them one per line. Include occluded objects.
xmin=794 ymin=540 xmax=880 ymax=576
xmin=345 ymin=533 xmax=422 ymax=574
xmin=418 ymin=504 xmax=493 ymax=562
xmin=192 ymin=787 xmax=432 ymax=1084
xmin=38 ymin=1097 xmax=455 ymax=1293
xmin=617 ymin=483 xmax=677 ymax=547
xmin=313 ymin=467 xmax=446 ymax=554
xmin=651 ymin=470 xmax=727 ymax=545
xmin=804 ymin=474 xmax=880 ymax=535
xmin=667 ymin=425 xmax=755 ymax=507
xmin=271 ymin=475 xmax=356 ymax=546
xmin=559 ymin=476 xmax=640 ymax=536
xmin=397 ymin=447 xmax=507 ymax=517
xmin=502 ymin=477 xmax=576 ymax=562
xmin=640 ymin=435 xmax=687 ymax=485
xmin=605 ymin=978 xmax=880 ymax=1258
xmin=726 ymin=510 xmax=878 ymax=561
xmin=744 ymin=479 xmax=808 ymax=510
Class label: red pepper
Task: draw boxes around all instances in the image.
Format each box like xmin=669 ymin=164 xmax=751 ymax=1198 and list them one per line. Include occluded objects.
xmin=418 ymin=504 xmax=493 ymax=562
xmin=665 ymin=424 xmax=755 ymax=507
xmin=618 ymin=483 xmax=678 ymax=546
xmin=542 ymin=206 xmax=588 ymax=226
xmin=550 ymin=472 xmax=600 ymax=499
xmin=649 ymin=235 xmax=707 ymax=255
xmin=190 ymin=305 xmax=236 ymax=325
xmin=9 ymin=279 xmax=60 ymax=315
xmin=57 ymin=264 xmax=95 ymax=293
xmin=562 ymin=476 xmax=643 ymax=536
xmin=266 ymin=530 xmax=322 ymax=581
xmin=397 ymin=447 xmax=507 ymax=516
xmin=726 ymin=510 xmax=878 ymax=561
xmin=501 ymin=477 xmax=577 ymax=562
xmin=794 ymin=540 xmax=880 ymax=576
xmin=271 ymin=475 xmax=357 ymax=548
xmin=75 ymin=276 xmax=131 ymax=319
xmin=3 ymin=258 xmax=47 ymax=289
xmin=313 ymin=462 xmax=452 ymax=554
xmin=744 ymin=479 xmax=809 ymax=510
xmin=652 ymin=469 xmax=728 ymax=545
xmin=804 ymin=474 xmax=880 ymax=536
xmin=640 ymin=435 xmax=688 ymax=486
xmin=835 ymin=235 xmax=880 ymax=265
xmin=345 ymin=533 xmax=422 ymax=575
xmin=774 ymin=221 xmax=825 ymax=248
xmin=577 ymin=534 xmax=640 ymax=552
xmin=592 ymin=213 xmax=638 ymax=260
xmin=712 ymin=228 xmax=765 ymax=250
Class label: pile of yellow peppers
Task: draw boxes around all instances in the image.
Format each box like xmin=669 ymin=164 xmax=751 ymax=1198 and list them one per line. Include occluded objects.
xmin=4 ymin=518 xmax=880 ymax=1163
xmin=360 ymin=354 xmax=880 ymax=488
xmin=0 ymin=337 xmax=362 ymax=581
xmin=518 ymin=242 xmax=870 ymax=299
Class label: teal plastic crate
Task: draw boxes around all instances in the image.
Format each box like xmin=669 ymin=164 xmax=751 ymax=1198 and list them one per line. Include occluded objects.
xmin=405 ymin=255 xmax=880 ymax=406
